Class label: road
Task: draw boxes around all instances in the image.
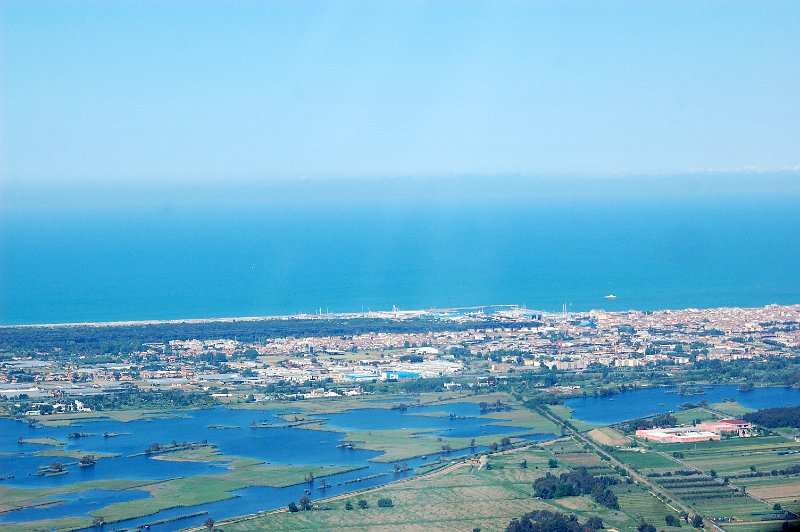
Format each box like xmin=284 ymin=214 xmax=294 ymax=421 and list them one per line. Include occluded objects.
xmin=533 ymin=403 xmax=727 ymax=531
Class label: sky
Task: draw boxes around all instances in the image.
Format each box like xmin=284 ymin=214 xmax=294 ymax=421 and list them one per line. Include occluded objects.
xmin=1 ymin=0 xmax=799 ymax=192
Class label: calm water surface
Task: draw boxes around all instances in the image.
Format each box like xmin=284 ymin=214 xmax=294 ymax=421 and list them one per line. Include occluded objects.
xmin=3 ymin=196 xmax=799 ymax=324
xmin=0 ymin=402 xmax=554 ymax=530
xmin=565 ymin=385 xmax=800 ymax=425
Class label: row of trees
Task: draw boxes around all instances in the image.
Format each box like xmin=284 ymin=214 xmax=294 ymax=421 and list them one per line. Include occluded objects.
xmin=506 ymin=510 xmax=603 ymax=531
xmin=617 ymin=413 xmax=677 ymax=433
xmin=0 ymin=317 xmax=539 ymax=355
xmin=289 ymin=496 xmax=393 ymax=513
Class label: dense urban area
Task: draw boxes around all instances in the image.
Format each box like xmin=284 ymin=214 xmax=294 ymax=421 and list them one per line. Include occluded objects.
xmin=1 ymin=304 xmax=799 ymax=413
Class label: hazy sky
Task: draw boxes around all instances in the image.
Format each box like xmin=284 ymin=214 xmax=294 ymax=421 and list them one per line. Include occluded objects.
xmin=1 ymin=0 xmax=799 ymax=186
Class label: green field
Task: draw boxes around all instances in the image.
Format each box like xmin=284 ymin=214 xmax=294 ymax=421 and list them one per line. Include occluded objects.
xmin=709 ymin=401 xmax=755 ymax=418
xmin=481 ymin=408 xmax=560 ymax=434
xmin=546 ymin=405 xmax=597 ymax=432
xmin=612 ymin=449 xmax=681 ymax=470
xmin=35 ymin=449 xmax=119 ymax=460
xmin=612 ymin=483 xmax=684 ymax=530
xmin=0 ymin=453 xmax=361 ymax=532
xmin=722 ymin=522 xmax=800 ymax=532
xmin=672 ymin=406 xmax=717 ymax=425
xmin=683 ymin=450 xmax=800 ymax=477
xmin=211 ymin=446 xmax=637 ymax=532
xmin=648 ymin=435 xmax=798 ymax=455
xmin=34 ymin=409 xmax=190 ymax=427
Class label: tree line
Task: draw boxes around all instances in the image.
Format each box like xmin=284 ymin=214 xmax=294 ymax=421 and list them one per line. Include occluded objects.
xmin=743 ymin=406 xmax=800 ymax=428
xmin=506 ymin=509 xmax=603 ymax=531
xmin=616 ymin=413 xmax=677 ymax=433
xmin=0 ymin=318 xmax=540 ymax=355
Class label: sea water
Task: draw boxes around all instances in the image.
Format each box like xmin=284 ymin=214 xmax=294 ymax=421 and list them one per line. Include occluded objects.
xmin=2 ymin=187 xmax=799 ymax=325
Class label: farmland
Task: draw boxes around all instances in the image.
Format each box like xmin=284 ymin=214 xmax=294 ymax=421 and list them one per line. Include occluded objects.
xmin=204 ymin=398 xmax=800 ymax=531
xmin=605 ymin=427 xmax=800 ymax=527
xmin=207 ymin=444 xmax=640 ymax=531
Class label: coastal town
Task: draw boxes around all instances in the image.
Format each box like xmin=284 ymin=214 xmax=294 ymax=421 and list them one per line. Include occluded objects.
xmin=1 ymin=304 xmax=798 ymax=410
xmin=1 ymin=304 xmax=799 ymax=532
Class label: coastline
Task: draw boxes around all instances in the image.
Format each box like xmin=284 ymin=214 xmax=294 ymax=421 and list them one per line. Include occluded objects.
xmin=0 ymin=304 xmax=520 ymax=329
xmin=2 ymin=302 xmax=799 ymax=330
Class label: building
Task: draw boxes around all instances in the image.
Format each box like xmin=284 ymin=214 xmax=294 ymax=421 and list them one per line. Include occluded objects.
xmin=698 ymin=419 xmax=752 ymax=437
xmin=636 ymin=427 xmax=721 ymax=443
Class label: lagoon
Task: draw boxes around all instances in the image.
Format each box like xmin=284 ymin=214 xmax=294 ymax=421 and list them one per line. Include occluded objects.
xmin=3 ymin=388 xmax=798 ymax=530
xmin=564 ymin=385 xmax=800 ymax=425
xmin=0 ymin=402 xmax=552 ymax=531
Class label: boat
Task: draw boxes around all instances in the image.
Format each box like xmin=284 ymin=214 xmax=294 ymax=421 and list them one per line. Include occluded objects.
xmin=604 ymin=294 xmax=617 ymax=299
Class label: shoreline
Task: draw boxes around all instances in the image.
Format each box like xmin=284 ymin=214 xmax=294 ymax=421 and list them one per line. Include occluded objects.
xmin=0 ymin=304 xmax=523 ymax=329
xmin=1 ymin=302 xmax=798 ymax=330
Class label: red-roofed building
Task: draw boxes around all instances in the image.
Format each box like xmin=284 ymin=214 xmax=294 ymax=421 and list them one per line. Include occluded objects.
xmin=698 ymin=419 xmax=752 ymax=437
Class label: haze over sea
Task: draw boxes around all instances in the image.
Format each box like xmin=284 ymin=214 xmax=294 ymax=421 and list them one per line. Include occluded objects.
xmin=1 ymin=175 xmax=799 ymax=326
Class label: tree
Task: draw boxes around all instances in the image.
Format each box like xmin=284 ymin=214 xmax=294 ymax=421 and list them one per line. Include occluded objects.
xmin=345 ymin=501 xmax=353 ymax=510
xmin=548 ymin=458 xmax=558 ymax=468
xmin=505 ymin=509 xmax=590 ymax=532
xmin=204 ymin=517 xmax=215 ymax=530
xmin=637 ymin=519 xmax=656 ymax=532
xmin=377 ymin=498 xmax=394 ymax=507
xmin=691 ymin=515 xmax=704 ymax=528
xmin=774 ymin=503 xmax=782 ymax=511
xmin=288 ymin=501 xmax=299 ymax=512
xmin=519 ymin=460 xmax=528 ymax=469
xmin=299 ymin=495 xmax=312 ymax=511
xmin=586 ymin=516 xmax=604 ymax=529
xmin=500 ymin=436 xmax=511 ymax=450
xmin=358 ymin=499 xmax=369 ymax=509
xmin=665 ymin=515 xmax=679 ymax=527
xmin=554 ymin=483 xmax=575 ymax=497
xmin=709 ymin=469 xmax=717 ymax=479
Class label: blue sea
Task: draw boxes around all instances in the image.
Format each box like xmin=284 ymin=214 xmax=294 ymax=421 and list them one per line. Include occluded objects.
xmin=1 ymin=177 xmax=799 ymax=325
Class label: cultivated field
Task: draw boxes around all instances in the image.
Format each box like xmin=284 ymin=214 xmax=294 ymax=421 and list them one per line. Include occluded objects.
xmin=214 ymin=445 xmax=638 ymax=532
xmin=588 ymin=427 xmax=631 ymax=447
